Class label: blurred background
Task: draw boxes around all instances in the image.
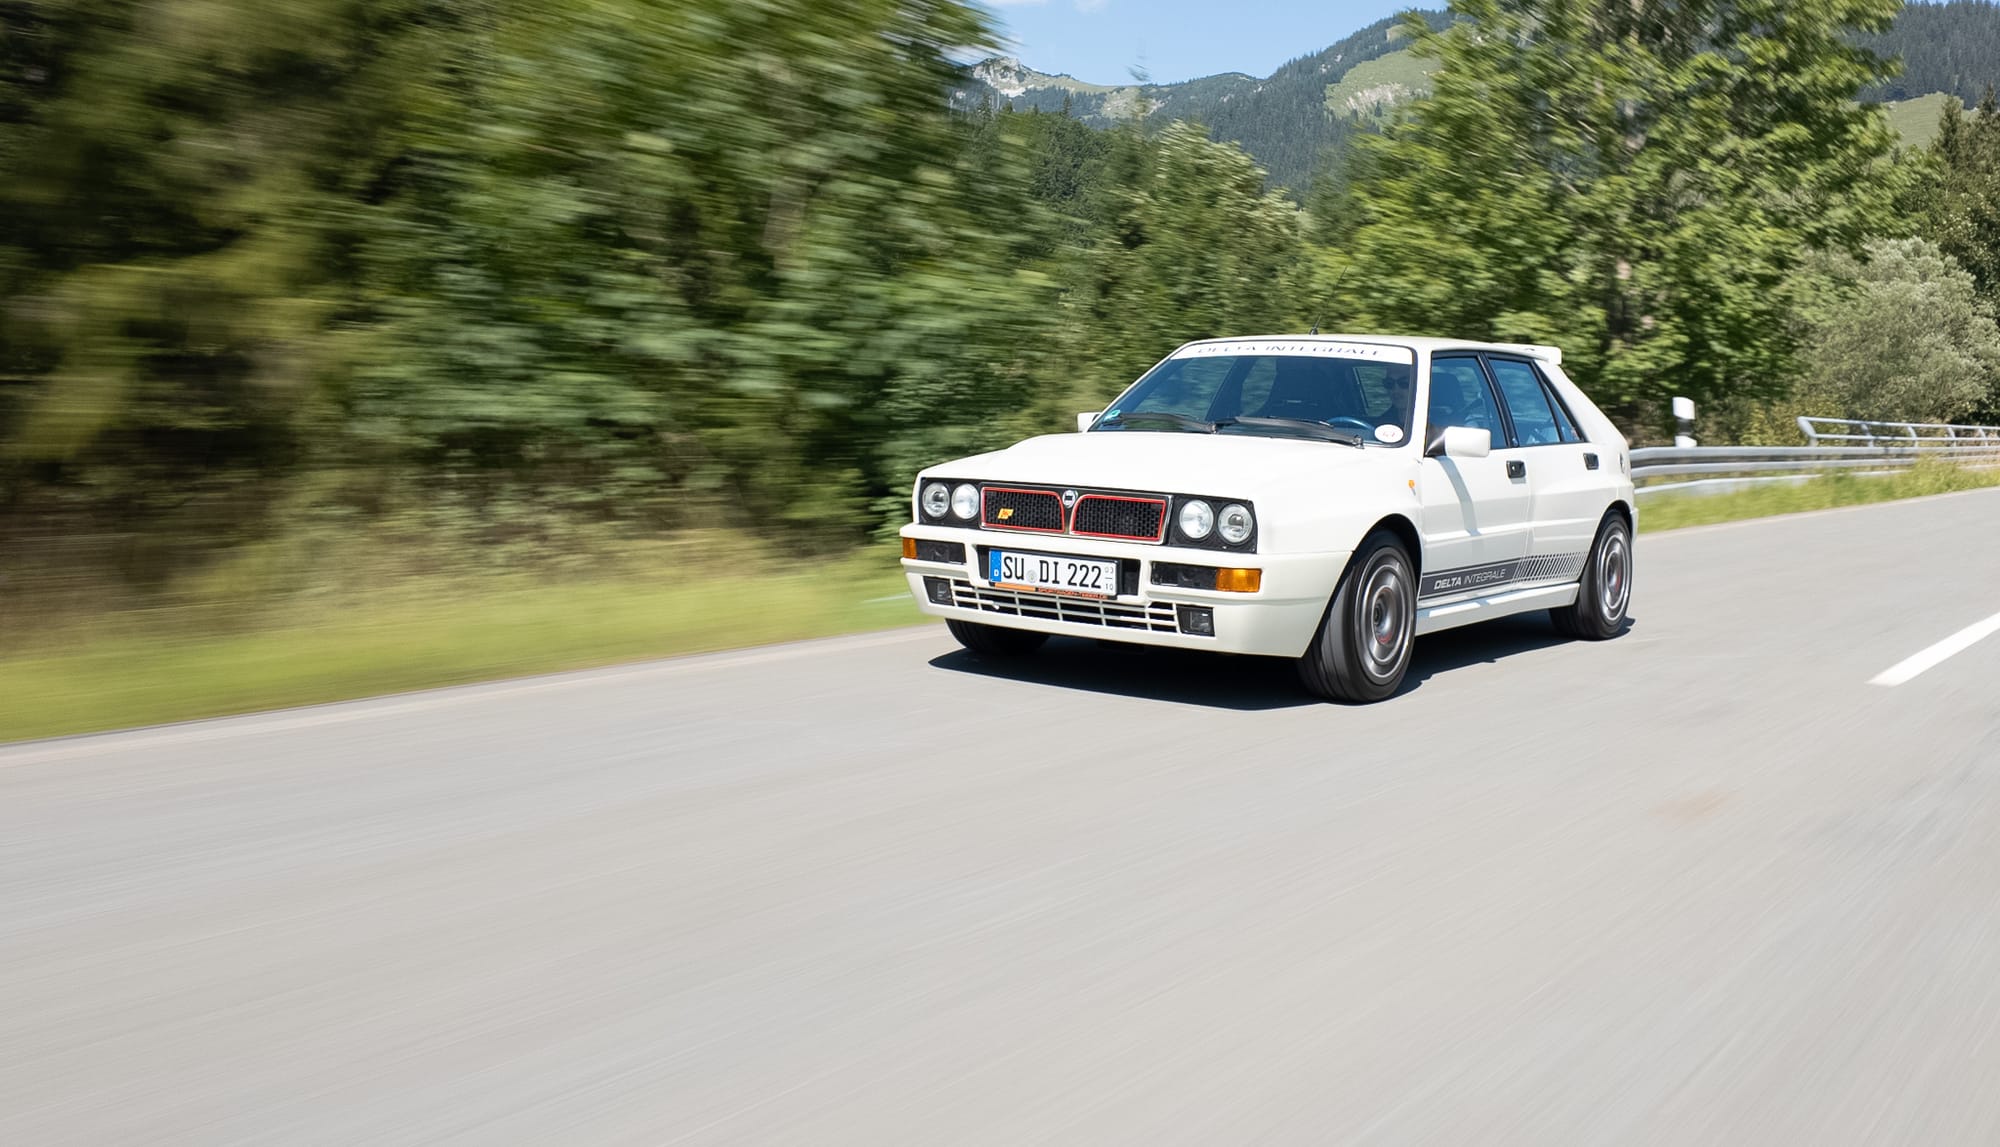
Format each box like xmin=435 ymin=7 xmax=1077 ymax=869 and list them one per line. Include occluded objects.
xmin=1 ymin=0 xmax=1997 ymax=739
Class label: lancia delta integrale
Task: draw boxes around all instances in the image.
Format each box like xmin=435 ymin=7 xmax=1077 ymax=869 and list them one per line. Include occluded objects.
xmin=900 ymin=336 xmax=1635 ymax=702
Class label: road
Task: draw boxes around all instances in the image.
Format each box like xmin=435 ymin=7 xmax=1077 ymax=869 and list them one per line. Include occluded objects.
xmin=4 ymin=489 xmax=2000 ymax=1145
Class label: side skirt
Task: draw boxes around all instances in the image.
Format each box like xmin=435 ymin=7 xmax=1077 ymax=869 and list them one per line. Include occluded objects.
xmin=1416 ymin=582 xmax=1580 ymax=636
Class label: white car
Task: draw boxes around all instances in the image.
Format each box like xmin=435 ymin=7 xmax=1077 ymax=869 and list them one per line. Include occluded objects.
xmin=899 ymin=335 xmax=1636 ymax=702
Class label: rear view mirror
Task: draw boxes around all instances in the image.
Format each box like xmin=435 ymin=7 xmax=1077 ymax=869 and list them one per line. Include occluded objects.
xmin=1426 ymin=425 xmax=1492 ymax=459
xmin=1076 ymin=411 xmax=1097 ymax=433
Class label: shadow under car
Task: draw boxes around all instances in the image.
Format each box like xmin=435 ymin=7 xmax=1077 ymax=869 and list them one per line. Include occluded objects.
xmin=928 ymin=613 xmax=1633 ymax=710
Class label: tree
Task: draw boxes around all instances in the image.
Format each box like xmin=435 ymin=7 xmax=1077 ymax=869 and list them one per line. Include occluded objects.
xmin=1323 ymin=0 xmax=1902 ymax=428
xmin=1072 ymin=123 xmax=1306 ymax=407
xmin=1911 ymin=90 xmax=2000 ymax=306
xmin=0 ymin=0 xmax=446 ymax=574
xmin=1791 ymin=237 xmax=2000 ymax=423
xmin=345 ymin=0 xmax=1058 ymax=540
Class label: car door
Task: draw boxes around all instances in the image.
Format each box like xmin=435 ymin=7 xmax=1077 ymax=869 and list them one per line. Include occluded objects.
xmin=1416 ymin=354 xmax=1533 ymax=602
xmin=1482 ymin=355 xmax=1603 ymax=587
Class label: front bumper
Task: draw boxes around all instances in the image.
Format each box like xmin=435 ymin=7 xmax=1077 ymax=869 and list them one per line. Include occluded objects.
xmin=899 ymin=524 xmax=1349 ymax=658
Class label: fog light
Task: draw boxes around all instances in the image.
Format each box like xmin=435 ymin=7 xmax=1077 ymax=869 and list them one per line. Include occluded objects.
xmin=1176 ymin=604 xmax=1215 ymax=636
xmin=923 ymin=576 xmax=953 ymax=606
xmin=1215 ymin=568 xmax=1262 ymax=593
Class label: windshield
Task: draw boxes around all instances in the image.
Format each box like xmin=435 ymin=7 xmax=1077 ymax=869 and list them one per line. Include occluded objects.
xmin=1095 ymin=348 xmax=1416 ymax=445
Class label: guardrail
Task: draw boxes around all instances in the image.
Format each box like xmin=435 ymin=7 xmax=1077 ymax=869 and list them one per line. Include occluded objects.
xmin=1632 ymin=417 xmax=2000 ymax=497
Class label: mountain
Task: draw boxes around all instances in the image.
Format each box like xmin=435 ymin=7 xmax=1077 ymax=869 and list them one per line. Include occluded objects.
xmin=1860 ymin=0 xmax=2000 ymax=104
xmin=958 ymin=1 xmax=2000 ymax=191
xmin=952 ymin=14 xmax=1440 ymax=191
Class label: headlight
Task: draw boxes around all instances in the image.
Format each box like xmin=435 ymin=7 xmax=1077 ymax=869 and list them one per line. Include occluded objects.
xmin=1177 ymin=499 xmax=1214 ymax=540
xmin=1218 ymin=503 xmax=1254 ymax=545
xmin=921 ymin=482 xmax=950 ymax=519
xmin=951 ymin=483 xmax=979 ymax=520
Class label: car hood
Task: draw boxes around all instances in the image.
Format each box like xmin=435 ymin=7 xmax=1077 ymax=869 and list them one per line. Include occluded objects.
xmin=927 ymin=430 xmax=1390 ymax=494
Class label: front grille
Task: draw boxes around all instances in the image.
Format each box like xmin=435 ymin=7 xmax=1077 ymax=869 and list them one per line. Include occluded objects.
xmin=1070 ymin=494 xmax=1166 ymax=542
xmin=982 ymin=486 xmax=1065 ymax=532
xmin=947 ymin=580 xmax=1179 ymax=633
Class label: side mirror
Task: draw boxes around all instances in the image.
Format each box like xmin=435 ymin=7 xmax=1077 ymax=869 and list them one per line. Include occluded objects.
xmin=1076 ymin=412 xmax=1097 ymax=433
xmin=1425 ymin=425 xmax=1492 ymax=459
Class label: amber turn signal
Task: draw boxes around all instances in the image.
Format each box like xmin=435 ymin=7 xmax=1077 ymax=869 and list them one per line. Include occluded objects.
xmin=901 ymin=537 xmax=918 ymax=560
xmin=1215 ymin=568 xmax=1262 ymax=593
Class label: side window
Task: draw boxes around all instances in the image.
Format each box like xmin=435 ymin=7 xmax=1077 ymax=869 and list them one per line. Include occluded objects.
xmin=1543 ymin=377 xmax=1584 ymax=443
xmin=1486 ymin=358 xmax=1563 ymax=447
xmin=1426 ymin=356 xmax=1504 ymax=443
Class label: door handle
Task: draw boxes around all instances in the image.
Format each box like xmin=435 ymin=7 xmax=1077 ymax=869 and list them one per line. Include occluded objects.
xmin=1583 ymin=452 xmax=1600 ymax=470
xmin=1507 ymin=460 xmax=1526 ymax=479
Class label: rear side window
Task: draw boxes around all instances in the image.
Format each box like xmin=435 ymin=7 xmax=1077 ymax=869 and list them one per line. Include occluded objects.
xmin=1541 ymin=374 xmax=1583 ymax=443
xmin=1486 ymin=358 xmax=1566 ymax=446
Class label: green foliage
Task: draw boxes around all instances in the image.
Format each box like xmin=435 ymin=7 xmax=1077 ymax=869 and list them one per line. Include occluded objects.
xmin=0 ymin=0 xmax=444 ymax=577
xmin=1324 ymin=0 xmax=1903 ymax=430
xmin=1907 ymin=90 xmax=2000 ymax=307
xmin=2 ymin=0 xmax=1996 ymax=627
xmin=1070 ymin=123 xmax=1306 ymax=405
xmin=342 ymin=0 xmax=1057 ymax=545
xmin=1791 ymin=237 xmax=2000 ymax=422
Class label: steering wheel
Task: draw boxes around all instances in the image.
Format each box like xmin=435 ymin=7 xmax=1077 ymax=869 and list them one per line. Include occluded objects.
xmin=1323 ymin=416 xmax=1377 ymax=435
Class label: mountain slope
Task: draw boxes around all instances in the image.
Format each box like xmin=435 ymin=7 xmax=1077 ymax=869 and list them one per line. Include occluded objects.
xmin=953 ymin=14 xmax=1437 ymax=191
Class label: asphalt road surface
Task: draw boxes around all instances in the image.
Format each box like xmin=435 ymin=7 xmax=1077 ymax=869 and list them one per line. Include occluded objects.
xmin=5 ymin=489 xmax=2000 ymax=1145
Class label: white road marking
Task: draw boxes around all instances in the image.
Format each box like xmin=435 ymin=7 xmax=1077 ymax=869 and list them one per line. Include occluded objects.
xmin=1868 ymin=609 xmax=2000 ymax=687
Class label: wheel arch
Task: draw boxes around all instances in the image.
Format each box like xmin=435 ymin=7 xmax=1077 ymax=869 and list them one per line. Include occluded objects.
xmin=1606 ymin=499 xmax=1634 ymax=532
xmin=1364 ymin=513 xmax=1424 ymax=577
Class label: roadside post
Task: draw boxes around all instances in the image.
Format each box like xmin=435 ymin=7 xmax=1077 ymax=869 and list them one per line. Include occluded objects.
xmin=1672 ymin=396 xmax=1697 ymax=449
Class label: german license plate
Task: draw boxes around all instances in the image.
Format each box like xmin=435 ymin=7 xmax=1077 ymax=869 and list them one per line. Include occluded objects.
xmin=988 ymin=550 xmax=1118 ymax=598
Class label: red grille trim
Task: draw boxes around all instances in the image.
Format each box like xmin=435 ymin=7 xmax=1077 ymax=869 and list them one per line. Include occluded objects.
xmin=1069 ymin=493 xmax=1169 ymax=543
xmin=981 ymin=485 xmax=1067 ymax=534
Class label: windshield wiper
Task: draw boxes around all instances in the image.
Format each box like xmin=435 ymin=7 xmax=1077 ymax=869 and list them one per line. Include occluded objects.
xmin=1214 ymin=416 xmax=1367 ymax=447
xmin=1096 ymin=410 xmax=1218 ymax=434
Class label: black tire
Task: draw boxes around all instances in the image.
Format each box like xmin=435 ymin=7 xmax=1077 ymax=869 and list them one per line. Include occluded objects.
xmin=1297 ymin=530 xmax=1417 ymax=703
xmin=1551 ymin=512 xmax=1633 ymax=640
xmin=946 ymin=618 xmax=1048 ymax=657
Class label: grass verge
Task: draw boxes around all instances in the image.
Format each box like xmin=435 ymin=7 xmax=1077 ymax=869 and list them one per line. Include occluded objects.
xmin=8 ymin=466 xmax=1996 ymax=744
xmin=0 ymin=556 xmax=919 ymax=745
xmin=1637 ymin=464 xmax=2000 ymax=532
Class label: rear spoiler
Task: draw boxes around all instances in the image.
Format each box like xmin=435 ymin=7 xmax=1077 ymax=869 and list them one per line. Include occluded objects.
xmin=1490 ymin=343 xmax=1562 ymax=365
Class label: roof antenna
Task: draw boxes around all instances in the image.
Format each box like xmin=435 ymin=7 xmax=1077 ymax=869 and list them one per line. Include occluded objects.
xmin=1310 ymin=266 xmax=1351 ymax=336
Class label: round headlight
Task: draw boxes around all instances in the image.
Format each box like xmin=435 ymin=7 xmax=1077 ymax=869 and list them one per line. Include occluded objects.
xmin=951 ymin=484 xmax=979 ymax=520
xmin=1218 ymin=503 xmax=1254 ymax=545
xmin=921 ymin=482 xmax=950 ymax=519
xmin=1177 ymin=499 xmax=1214 ymax=540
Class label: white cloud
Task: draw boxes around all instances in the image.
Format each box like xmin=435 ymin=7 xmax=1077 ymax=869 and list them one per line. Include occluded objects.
xmin=1074 ymin=0 xmax=1109 ymax=10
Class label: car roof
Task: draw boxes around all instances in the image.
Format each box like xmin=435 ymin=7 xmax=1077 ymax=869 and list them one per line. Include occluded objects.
xmin=1179 ymin=334 xmax=1563 ymax=365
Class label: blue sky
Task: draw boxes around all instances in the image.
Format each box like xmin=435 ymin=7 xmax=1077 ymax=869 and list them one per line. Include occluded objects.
xmin=979 ymin=0 xmax=1407 ymax=86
